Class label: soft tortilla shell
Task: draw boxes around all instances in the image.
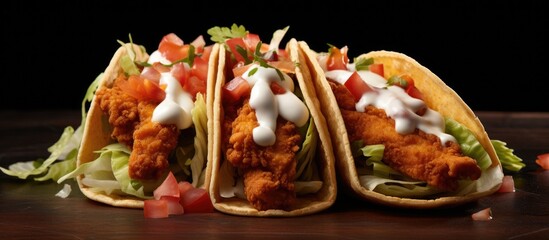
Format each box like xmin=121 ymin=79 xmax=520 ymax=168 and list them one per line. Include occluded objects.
xmin=298 ymin=41 xmax=502 ymax=209
xmin=76 ymin=43 xmax=220 ymax=208
xmin=209 ymin=38 xmax=337 ymax=217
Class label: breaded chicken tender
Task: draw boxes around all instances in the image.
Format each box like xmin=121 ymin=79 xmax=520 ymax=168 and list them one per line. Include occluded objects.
xmin=330 ymin=81 xmax=481 ymax=191
xmin=95 ymin=76 xmax=139 ymax=147
xmin=96 ymin=74 xmax=180 ymax=180
xmin=224 ymin=100 xmax=301 ymax=210
xmin=129 ymin=102 xmax=179 ymax=180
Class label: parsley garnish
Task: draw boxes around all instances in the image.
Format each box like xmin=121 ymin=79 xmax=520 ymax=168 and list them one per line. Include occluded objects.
xmin=207 ymin=24 xmax=247 ymax=43
xmin=354 ymin=57 xmax=374 ymax=71
xmin=252 ymin=41 xmax=285 ymax=80
xmin=387 ymin=75 xmax=409 ymax=88
xmin=248 ymin=67 xmax=258 ymax=77
xmin=236 ymin=45 xmax=251 ymax=64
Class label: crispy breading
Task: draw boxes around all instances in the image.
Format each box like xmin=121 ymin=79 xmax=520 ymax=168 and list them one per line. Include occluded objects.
xmin=331 ymin=81 xmax=481 ymax=191
xmin=224 ymin=100 xmax=301 ymax=210
xmin=129 ymin=102 xmax=179 ymax=180
xmin=95 ymin=76 xmax=139 ymax=147
xmin=96 ymin=75 xmax=180 ymax=180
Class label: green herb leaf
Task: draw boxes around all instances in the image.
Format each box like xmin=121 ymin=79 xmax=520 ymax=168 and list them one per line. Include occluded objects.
xmin=387 ymin=75 xmax=409 ymax=88
xmin=236 ymin=45 xmax=251 ymax=64
xmin=251 ymin=41 xmax=285 ymax=80
xmin=355 ymin=57 xmax=374 ymax=71
xmin=248 ymin=67 xmax=258 ymax=77
xmin=326 ymin=43 xmax=336 ymax=52
xmin=183 ymin=44 xmax=196 ymax=67
xmin=207 ymin=24 xmax=247 ymax=43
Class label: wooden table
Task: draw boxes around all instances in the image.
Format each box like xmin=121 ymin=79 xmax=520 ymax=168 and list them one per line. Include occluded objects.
xmin=1 ymin=110 xmax=548 ymax=240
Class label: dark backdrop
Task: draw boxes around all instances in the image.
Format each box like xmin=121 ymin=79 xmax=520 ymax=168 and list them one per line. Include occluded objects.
xmin=2 ymin=1 xmax=547 ymax=112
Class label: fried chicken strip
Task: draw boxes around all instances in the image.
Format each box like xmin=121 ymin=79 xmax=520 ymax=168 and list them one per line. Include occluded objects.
xmin=95 ymin=75 xmax=139 ymax=147
xmin=96 ymin=75 xmax=179 ymax=180
xmin=330 ymin=81 xmax=481 ymax=191
xmin=224 ymin=100 xmax=301 ymax=210
xmin=130 ymin=102 xmax=179 ymax=180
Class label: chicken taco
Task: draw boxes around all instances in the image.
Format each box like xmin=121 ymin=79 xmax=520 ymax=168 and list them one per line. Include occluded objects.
xmin=207 ymin=25 xmax=337 ymax=216
xmin=298 ymin=41 xmax=521 ymax=208
xmin=57 ymin=33 xmax=218 ymax=209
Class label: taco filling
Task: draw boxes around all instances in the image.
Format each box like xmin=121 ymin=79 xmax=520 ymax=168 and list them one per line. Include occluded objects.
xmin=58 ymin=33 xmax=212 ymax=200
xmin=209 ymin=25 xmax=325 ymax=211
xmin=317 ymin=45 xmax=494 ymax=198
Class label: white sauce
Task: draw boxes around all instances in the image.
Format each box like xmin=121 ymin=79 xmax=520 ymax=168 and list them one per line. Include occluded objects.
xmin=147 ymin=50 xmax=194 ymax=129
xmin=242 ymin=64 xmax=309 ymax=146
xmin=319 ymin=56 xmax=456 ymax=145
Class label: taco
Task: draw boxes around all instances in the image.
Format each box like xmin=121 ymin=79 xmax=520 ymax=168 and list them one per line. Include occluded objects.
xmin=207 ymin=25 xmax=337 ymax=216
xmin=57 ymin=33 xmax=218 ymax=209
xmin=299 ymin=41 xmax=507 ymax=208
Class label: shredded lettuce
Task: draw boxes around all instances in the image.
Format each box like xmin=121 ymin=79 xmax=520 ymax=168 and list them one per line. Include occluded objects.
xmin=1 ymin=74 xmax=99 ymax=180
xmin=293 ymin=87 xmax=322 ymax=194
xmin=263 ymin=26 xmax=289 ymax=60
xmin=491 ymin=139 xmax=525 ymax=172
xmin=189 ymin=93 xmax=208 ymax=188
xmin=58 ymin=143 xmax=150 ymax=199
xmin=444 ymin=118 xmax=492 ymax=169
xmin=359 ymin=175 xmax=443 ymax=198
xmin=34 ymin=148 xmax=77 ymax=182
xmin=118 ymin=54 xmax=140 ymax=76
xmin=295 ymin=118 xmax=319 ymax=181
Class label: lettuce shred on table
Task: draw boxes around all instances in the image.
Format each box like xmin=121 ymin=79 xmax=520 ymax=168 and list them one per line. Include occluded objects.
xmin=0 ymin=73 xmax=101 ymax=181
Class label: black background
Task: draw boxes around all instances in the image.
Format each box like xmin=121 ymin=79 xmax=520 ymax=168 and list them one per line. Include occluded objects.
xmin=2 ymin=1 xmax=548 ymax=112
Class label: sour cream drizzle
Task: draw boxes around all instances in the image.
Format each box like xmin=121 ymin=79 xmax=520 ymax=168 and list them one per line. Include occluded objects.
xmin=148 ymin=51 xmax=194 ymax=129
xmin=319 ymin=55 xmax=456 ymax=145
xmin=242 ymin=64 xmax=309 ymax=146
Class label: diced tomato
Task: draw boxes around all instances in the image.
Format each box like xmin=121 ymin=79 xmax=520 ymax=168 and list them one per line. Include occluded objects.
xmin=232 ymin=63 xmax=253 ymax=77
xmin=159 ymin=33 xmax=190 ymax=62
xmin=152 ymin=62 xmax=171 ymax=73
xmin=178 ymin=181 xmax=194 ymax=195
xmin=184 ymin=76 xmax=207 ymax=100
xmin=191 ymin=56 xmax=209 ymax=82
xmin=223 ymin=76 xmax=251 ymax=103
xmin=344 ymin=71 xmax=374 ymax=102
xmin=140 ymin=66 xmax=161 ymax=83
xmin=177 ymin=181 xmax=214 ymax=213
xmin=190 ymin=35 xmax=206 ymax=49
xmin=200 ymin=45 xmax=213 ymax=63
xmin=179 ymin=187 xmax=214 ymax=213
xmin=471 ymin=207 xmax=493 ymax=221
xmin=226 ymin=37 xmax=248 ymax=63
xmin=160 ymin=196 xmax=184 ymax=215
xmin=392 ymin=74 xmax=423 ymax=100
xmin=117 ymin=75 xmax=165 ymax=102
xmin=406 ymin=85 xmax=424 ymax=100
xmin=244 ymin=33 xmax=261 ymax=50
xmin=171 ymin=62 xmax=189 ymax=86
xmin=145 ymin=172 xmax=215 ymax=218
xmin=498 ymin=175 xmax=515 ymax=193
xmin=327 ymin=45 xmax=349 ymax=71
xmin=141 ymin=61 xmax=172 ymax=85
xmin=536 ymin=153 xmax=549 ymax=170
xmin=153 ymin=172 xmax=180 ymax=200
xmin=270 ymin=81 xmax=286 ymax=94
xmin=144 ymin=199 xmax=169 ymax=218
xmin=368 ymin=63 xmax=384 ymax=78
